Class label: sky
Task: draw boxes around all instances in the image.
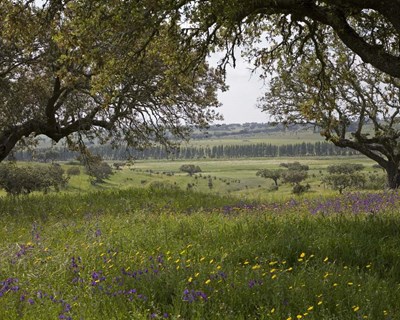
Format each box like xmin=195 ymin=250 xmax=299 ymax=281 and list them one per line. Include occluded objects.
xmin=209 ymin=54 xmax=269 ymax=124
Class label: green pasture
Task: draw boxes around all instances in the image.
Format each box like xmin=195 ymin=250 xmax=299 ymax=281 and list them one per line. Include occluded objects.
xmin=86 ymin=156 xmax=380 ymax=200
xmin=0 ymin=156 xmax=382 ymax=201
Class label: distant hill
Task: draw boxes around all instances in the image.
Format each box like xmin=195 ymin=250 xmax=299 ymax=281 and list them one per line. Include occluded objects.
xmin=190 ymin=122 xmax=320 ymax=140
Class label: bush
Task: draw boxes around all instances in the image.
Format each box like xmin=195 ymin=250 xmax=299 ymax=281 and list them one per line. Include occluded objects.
xmin=292 ymin=183 xmax=310 ymax=195
xmin=327 ymin=163 xmax=364 ymax=175
xmin=87 ymin=162 xmax=113 ymax=184
xmin=0 ymin=164 xmax=69 ymax=195
xmin=281 ymin=170 xmax=308 ymax=185
xmin=67 ymin=166 xmax=81 ymax=176
xmin=280 ymin=162 xmax=309 ymax=171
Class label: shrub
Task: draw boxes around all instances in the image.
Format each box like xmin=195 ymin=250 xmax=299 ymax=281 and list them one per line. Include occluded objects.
xmin=281 ymin=170 xmax=308 ymax=185
xmin=0 ymin=163 xmax=69 ymax=195
xmin=280 ymin=161 xmax=309 ymax=171
xmin=292 ymin=183 xmax=310 ymax=195
xmin=87 ymin=162 xmax=113 ymax=184
xmin=327 ymin=163 xmax=364 ymax=175
xmin=66 ymin=166 xmax=81 ymax=176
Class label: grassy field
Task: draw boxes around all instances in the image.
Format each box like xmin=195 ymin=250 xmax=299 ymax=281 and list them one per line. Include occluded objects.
xmin=0 ymin=156 xmax=396 ymax=319
xmin=49 ymin=156 xmax=381 ymax=202
xmin=1 ymin=187 xmax=400 ymax=319
xmin=0 ymin=155 xmax=381 ymax=200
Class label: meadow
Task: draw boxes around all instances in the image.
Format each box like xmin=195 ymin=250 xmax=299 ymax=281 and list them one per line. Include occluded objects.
xmin=1 ymin=186 xmax=400 ymax=319
xmin=53 ymin=156 xmax=381 ymax=200
xmin=1 ymin=156 xmax=399 ymax=319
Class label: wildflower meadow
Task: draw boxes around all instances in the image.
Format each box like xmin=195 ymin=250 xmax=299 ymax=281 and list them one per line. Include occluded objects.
xmin=1 ymin=187 xmax=400 ymax=319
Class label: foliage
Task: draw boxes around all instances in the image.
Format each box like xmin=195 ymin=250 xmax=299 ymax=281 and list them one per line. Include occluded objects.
xmin=292 ymin=183 xmax=310 ymax=195
xmin=66 ymin=166 xmax=80 ymax=176
xmin=280 ymin=161 xmax=309 ymax=171
xmin=181 ymin=1 xmax=400 ymax=78
xmin=0 ymin=0 xmax=223 ymax=162
xmin=327 ymin=163 xmax=365 ymax=175
xmin=323 ymin=173 xmax=366 ymax=194
xmin=87 ymin=161 xmax=113 ymax=184
xmin=179 ymin=164 xmax=202 ymax=176
xmin=324 ymin=163 xmax=366 ymax=194
xmin=0 ymin=163 xmax=68 ymax=195
xmin=281 ymin=170 xmax=308 ymax=185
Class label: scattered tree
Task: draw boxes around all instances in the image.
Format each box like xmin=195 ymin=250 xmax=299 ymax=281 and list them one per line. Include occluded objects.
xmin=280 ymin=162 xmax=309 ymax=171
xmin=281 ymin=170 xmax=308 ymax=186
xmin=180 ymin=164 xmax=202 ymax=176
xmin=327 ymin=164 xmax=364 ymax=175
xmin=323 ymin=163 xmax=366 ymax=194
xmin=292 ymin=183 xmax=311 ymax=196
xmin=323 ymin=173 xmax=366 ymax=194
xmin=208 ymin=178 xmax=213 ymax=190
xmin=256 ymin=169 xmax=283 ymax=187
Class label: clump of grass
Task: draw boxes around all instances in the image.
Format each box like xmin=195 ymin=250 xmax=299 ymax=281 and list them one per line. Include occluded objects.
xmin=1 ymin=188 xmax=400 ymax=319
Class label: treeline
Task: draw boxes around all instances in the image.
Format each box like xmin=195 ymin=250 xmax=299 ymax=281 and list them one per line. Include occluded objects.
xmin=13 ymin=141 xmax=358 ymax=161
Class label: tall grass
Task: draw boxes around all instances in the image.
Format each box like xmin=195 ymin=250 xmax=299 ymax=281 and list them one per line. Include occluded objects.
xmin=1 ymin=188 xmax=400 ymax=319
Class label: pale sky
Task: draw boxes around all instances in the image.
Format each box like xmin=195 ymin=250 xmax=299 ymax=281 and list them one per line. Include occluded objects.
xmin=210 ymin=54 xmax=269 ymax=124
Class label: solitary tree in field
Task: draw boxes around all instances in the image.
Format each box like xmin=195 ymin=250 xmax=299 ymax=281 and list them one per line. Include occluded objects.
xmin=180 ymin=164 xmax=202 ymax=176
xmin=0 ymin=1 xmax=223 ymax=162
xmin=323 ymin=163 xmax=366 ymax=194
xmin=256 ymin=169 xmax=282 ymax=187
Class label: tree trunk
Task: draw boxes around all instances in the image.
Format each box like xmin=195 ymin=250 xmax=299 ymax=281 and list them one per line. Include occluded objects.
xmin=0 ymin=131 xmax=22 ymax=162
xmin=385 ymin=161 xmax=400 ymax=189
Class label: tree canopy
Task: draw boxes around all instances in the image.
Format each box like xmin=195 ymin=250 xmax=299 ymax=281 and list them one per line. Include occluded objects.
xmin=0 ymin=0 xmax=224 ymax=162
xmin=179 ymin=0 xmax=400 ymax=78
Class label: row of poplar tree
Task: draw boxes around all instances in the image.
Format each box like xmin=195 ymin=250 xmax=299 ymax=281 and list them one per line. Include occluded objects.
xmin=14 ymin=141 xmax=358 ymax=162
